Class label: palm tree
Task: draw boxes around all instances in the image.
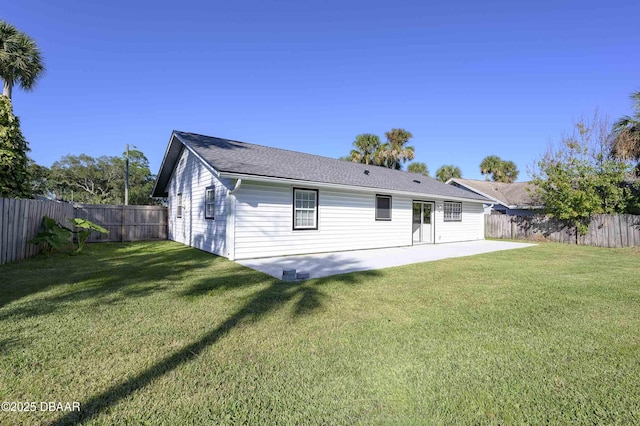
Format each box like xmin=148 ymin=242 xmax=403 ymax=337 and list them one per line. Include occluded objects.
xmin=378 ymin=128 xmax=414 ymax=170
xmin=479 ymin=155 xmax=519 ymax=182
xmin=0 ymin=21 xmax=45 ymax=99
xmin=498 ymin=160 xmax=519 ymax=183
xmin=479 ymin=155 xmax=502 ymax=180
xmin=407 ymin=162 xmax=429 ymax=176
xmin=349 ymin=134 xmax=382 ymax=165
xmin=435 ymin=164 xmax=462 ymax=182
xmin=611 ymin=91 xmax=640 ymax=171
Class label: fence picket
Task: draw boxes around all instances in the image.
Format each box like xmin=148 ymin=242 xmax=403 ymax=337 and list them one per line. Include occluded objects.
xmin=0 ymin=199 xmax=5 ymax=265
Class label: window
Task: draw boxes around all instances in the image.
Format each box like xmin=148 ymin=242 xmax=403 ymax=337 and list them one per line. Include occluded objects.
xmin=375 ymin=195 xmax=392 ymax=221
xmin=177 ymin=193 xmax=183 ymax=218
xmin=444 ymin=201 xmax=462 ymax=222
xmin=205 ymin=187 xmax=215 ymax=219
xmin=293 ymin=188 xmax=318 ymax=230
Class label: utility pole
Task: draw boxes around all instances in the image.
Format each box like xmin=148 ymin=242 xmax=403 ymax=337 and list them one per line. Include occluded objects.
xmin=125 ymin=144 xmax=130 ymax=205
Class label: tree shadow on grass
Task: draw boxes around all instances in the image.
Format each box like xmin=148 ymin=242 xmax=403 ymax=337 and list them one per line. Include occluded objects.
xmin=50 ymin=260 xmax=381 ymax=424
xmin=0 ymin=336 xmax=24 ymax=355
xmin=0 ymin=242 xmax=220 ymax=320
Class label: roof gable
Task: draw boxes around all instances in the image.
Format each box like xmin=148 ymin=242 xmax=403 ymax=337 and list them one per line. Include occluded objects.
xmin=153 ymin=131 xmax=489 ymax=202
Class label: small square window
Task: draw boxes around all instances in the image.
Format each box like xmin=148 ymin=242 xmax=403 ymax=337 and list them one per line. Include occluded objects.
xmin=376 ymin=195 xmax=392 ymax=221
xmin=444 ymin=201 xmax=462 ymax=222
xmin=205 ymin=187 xmax=215 ymax=220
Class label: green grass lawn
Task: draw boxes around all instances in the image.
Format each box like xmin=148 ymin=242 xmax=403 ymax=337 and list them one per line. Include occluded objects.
xmin=1 ymin=241 xmax=639 ymax=425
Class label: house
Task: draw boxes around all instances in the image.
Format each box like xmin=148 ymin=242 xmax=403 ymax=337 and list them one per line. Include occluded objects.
xmin=152 ymin=131 xmax=490 ymax=260
xmin=446 ymin=178 xmax=542 ymax=216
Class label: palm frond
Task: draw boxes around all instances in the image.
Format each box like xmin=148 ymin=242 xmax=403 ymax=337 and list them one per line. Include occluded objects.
xmin=0 ymin=21 xmax=45 ymax=96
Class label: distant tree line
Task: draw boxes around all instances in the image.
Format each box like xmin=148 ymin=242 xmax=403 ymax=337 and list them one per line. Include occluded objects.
xmin=342 ymin=129 xmax=522 ymax=183
xmin=0 ymin=86 xmax=156 ymax=204
xmin=45 ymin=150 xmax=157 ymax=205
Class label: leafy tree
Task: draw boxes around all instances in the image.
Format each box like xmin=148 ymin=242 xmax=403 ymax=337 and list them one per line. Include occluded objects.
xmin=111 ymin=149 xmax=156 ymax=205
xmin=531 ymin=113 xmax=631 ymax=235
xmin=378 ymin=128 xmax=414 ymax=170
xmin=349 ymin=133 xmax=382 ymax=165
xmin=479 ymin=155 xmax=519 ymax=183
xmin=49 ymin=150 xmax=156 ymax=205
xmin=0 ymin=95 xmax=31 ymax=197
xmin=610 ymin=90 xmax=640 ymax=173
xmin=435 ymin=164 xmax=462 ymax=182
xmin=49 ymin=154 xmax=119 ymax=203
xmin=0 ymin=21 xmax=45 ymax=99
xmin=27 ymin=158 xmax=50 ymax=198
xmin=407 ymin=162 xmax=429 ymax=176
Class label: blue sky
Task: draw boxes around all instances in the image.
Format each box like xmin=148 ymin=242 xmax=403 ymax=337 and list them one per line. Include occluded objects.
xmin=4 ymin=0 xmax=639 ymax=181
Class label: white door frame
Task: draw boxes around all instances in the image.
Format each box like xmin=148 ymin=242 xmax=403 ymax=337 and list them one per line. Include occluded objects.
xmin=412 ymin=201 xmax=434 ymax=244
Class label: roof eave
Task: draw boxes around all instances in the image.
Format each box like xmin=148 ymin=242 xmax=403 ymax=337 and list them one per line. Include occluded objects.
xmin=151 ymin=131 xmax=182 ymax=198
xmin=220 ymin=172 xmax=490 ymax=203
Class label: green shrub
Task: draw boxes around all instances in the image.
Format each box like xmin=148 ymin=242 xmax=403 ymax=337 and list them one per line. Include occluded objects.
xmin=30 ymin=216 xmax=109 ymax=254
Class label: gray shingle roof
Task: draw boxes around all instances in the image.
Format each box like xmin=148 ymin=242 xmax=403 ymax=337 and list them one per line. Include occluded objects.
xmin=448 ymin=178 xmax=541 ymax=208
xmin=152 ymin=131 xmax=489 ymax=202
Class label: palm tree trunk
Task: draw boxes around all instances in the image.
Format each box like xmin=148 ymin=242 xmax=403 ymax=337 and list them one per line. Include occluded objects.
xmin=2 ymin=81 xmax=12 ymax=99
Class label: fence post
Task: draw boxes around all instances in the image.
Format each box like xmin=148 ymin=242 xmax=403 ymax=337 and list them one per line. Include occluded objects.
xmin=510 ymin=217 xmax=516 ymax=240
xmin=121 ymin=205 xmax=126 ymax=243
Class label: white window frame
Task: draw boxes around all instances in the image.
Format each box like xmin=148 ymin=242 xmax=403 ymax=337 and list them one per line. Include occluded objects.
xmin=444 ymin=201 xmax=462 ymax=222
xmin=177 ymin=193 xmax=183 ymax=218
xmin=293 ymin=188 xmax=318 ymax=230
xmin=205 ymin=187 xmax=215 ymax=220
xmin=375 ymin=195 xmax=392 ymax=221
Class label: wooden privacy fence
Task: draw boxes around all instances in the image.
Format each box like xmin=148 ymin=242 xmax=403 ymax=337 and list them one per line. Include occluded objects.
xmin=0 ymin=198 xmax=75 ymax=266
xmin=0 ymin=198 xmax=167 ymax=265
xmin=485 ymin=214 xmax=640 ymax=248
xmin=74 ymin=204 xmax=168 ymax=243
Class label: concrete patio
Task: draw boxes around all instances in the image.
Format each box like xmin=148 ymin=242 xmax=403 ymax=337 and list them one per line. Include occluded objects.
xmin=236 ymin=240 xmax=535 ymax=280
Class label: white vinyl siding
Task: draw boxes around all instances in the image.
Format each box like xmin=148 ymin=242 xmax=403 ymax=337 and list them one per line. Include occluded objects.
xmin=167 ymin=148 xmax=231 ymax=256
xmin=435 ymin=201 xmax=484 ymax=243
xmin=232 ymin=181 xmax=412 ymax=259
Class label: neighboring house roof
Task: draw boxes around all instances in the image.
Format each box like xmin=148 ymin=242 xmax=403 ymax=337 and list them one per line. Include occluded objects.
xmin=446 ymin=178 xmax=541 ymax=209
xmin=152 ymin=131 xmax=489 ymax=203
